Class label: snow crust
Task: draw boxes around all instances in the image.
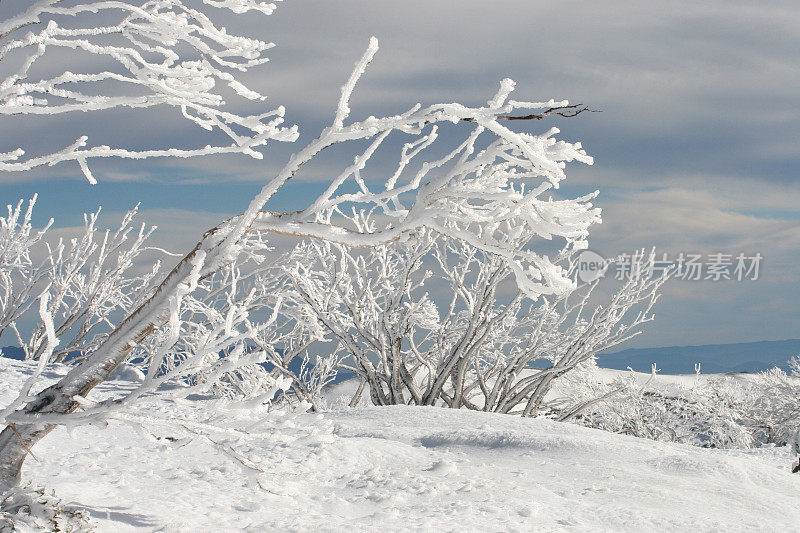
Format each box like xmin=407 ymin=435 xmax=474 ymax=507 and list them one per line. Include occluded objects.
xmin=1 ymin=358 xmax=798 ymax=532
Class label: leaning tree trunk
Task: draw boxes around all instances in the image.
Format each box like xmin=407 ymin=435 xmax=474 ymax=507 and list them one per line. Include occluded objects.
xmin=0 ymin=235 xmax=219 ymax=491
xmin=0 ymin=427 xmax=34 ymax=491
xmin=0 ymin=151 xmax=298 ymax=491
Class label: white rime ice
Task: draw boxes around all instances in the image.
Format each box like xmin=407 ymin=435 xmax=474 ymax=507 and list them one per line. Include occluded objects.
xmin=0 ymin=0 xmax=297 ymax=183
xmin=8 ymin=6 xmax=793 ymax=533
xmin=0 ymin=12 xmax=603 ymax=492
xmin=0 ymin=5 xmax=798 ymax=530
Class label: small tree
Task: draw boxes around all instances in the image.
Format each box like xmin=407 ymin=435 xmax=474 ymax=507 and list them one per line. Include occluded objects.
xmin=0 ymin=2 xmax=600 ymax=491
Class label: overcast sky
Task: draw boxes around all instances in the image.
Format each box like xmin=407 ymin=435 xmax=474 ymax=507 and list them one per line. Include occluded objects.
xmin=2 ymin=0 xmax=799 ymax=348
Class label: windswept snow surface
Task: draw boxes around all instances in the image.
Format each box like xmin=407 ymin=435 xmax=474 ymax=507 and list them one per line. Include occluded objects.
xmin=1 ymin=358 xmax=799 ymax=532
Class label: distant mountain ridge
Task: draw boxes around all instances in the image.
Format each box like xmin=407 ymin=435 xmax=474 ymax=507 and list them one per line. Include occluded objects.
xmin=0 ymin=346 xmax=24 ymax=360
xmin=598 ymin=339 xmax=800 ymax=374
xmin=4 ymin=339 xmax=800 ymax=375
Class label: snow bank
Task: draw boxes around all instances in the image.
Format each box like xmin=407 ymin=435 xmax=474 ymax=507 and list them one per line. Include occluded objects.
xmin=1 ymin=358 xmax=798 ymax=532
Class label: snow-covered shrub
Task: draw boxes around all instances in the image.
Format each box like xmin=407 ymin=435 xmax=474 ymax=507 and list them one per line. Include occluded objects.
xmin=0 ymin=196 xmax=336 ymax=413
xmin=0 ymin=197 xmax=161 ymax=362
xmin=559 ymin=364 xmax=754 ymax=448
xmin=137 ymin=247 xmax=338 ymax=410
xmin=0 ymin=483 xmax=91 ymax=532
xmin=288 ymin=229 xmax=667 ymax=414
xmin=559 ymin=358 xmax=800 ymax=449
xmin=711 ymin=361 xmax=800 ymax=446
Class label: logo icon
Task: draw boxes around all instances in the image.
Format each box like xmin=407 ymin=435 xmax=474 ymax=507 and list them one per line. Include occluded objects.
xmin=576 ymin=250 xmax=608 ymax=283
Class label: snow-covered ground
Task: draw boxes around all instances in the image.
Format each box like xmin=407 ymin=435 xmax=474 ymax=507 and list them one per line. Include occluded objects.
xmin=2 ymin=358 xmax=799 ymax=532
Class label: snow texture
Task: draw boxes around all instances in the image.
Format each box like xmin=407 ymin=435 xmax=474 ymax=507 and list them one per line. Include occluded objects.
xmin=1 ymin=358 xmax=798 ymax=532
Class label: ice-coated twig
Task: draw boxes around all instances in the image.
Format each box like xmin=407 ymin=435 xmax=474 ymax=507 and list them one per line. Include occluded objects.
xmin=0 ymin=0 xmax=298 ymax=183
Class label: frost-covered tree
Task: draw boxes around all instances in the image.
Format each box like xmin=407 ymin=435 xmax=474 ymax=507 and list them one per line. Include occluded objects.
xmin=288 ymin=232 xmax=666 ymax=415
xmin=0 ymin=1 xmax=600 ymax=492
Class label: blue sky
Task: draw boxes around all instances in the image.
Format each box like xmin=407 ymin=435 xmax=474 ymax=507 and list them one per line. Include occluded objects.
xmin=2 ymin=0 xmax=798 ymax=348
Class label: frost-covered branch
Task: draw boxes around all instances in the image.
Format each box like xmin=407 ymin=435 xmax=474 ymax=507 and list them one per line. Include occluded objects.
xmin=0 ymin=0 xmax=297 ymax=183
xmin=246 ymin=66 xmax=599 ymax=298
xmin=0 ymin=199 xmax=163 ymax=363
xmin=0 ymin=36 xmax=598 ymax=490
xmin=0 ymin=196 xmax=52 ymax=337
